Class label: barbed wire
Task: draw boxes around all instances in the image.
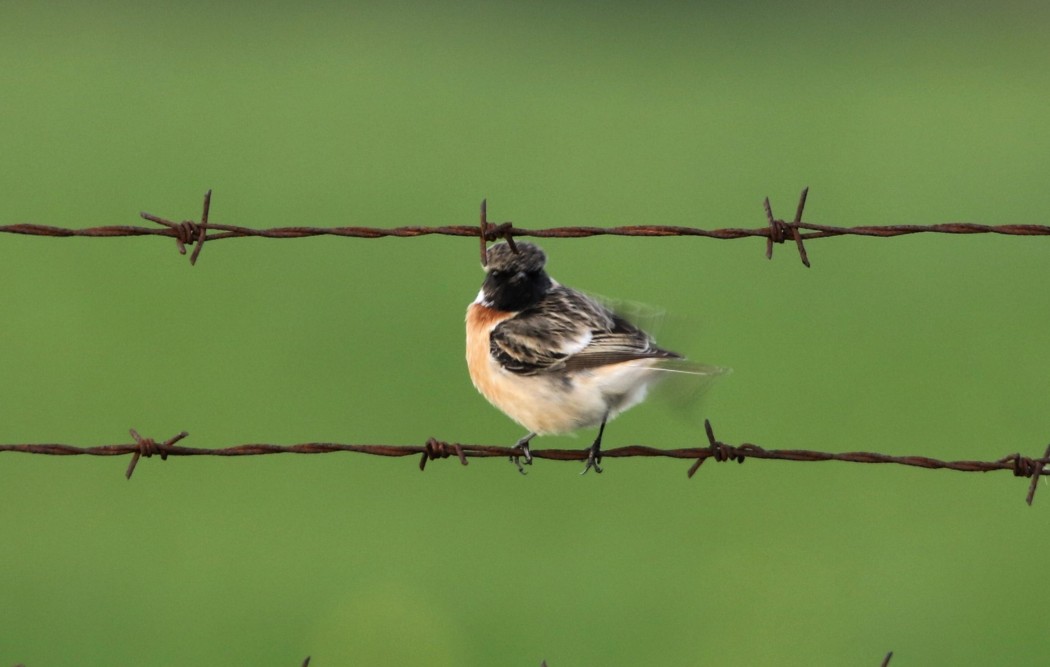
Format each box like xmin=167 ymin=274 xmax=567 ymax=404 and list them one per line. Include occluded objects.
xmin=14 ymin=652 xmax=892 ymax=667
xmin=2 ymin=188 xmax=1048 ymax=267
xmin=2 ymin=421 xmax=1046 ymax=505
xmin=0 ymin=190 xmax=1017 ymax=666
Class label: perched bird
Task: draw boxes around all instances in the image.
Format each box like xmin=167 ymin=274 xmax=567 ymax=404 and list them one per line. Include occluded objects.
xmin=466 ymin=241 xmax=721 ymax=474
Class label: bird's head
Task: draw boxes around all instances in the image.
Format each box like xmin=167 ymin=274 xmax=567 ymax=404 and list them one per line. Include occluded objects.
xmin=480 ymin=242 xmax=552 ymax=311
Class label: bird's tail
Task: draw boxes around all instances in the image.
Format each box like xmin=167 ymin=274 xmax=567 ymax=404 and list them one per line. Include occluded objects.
xmin=645 ymin=359 xmax=731 ymax=421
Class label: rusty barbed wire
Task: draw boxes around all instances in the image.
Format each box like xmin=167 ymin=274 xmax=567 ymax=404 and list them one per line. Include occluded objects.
xmin=7 ymin=653 xmax=893 ymax=667
xmin=12 ymin=653 xmax=894 ymax=667
xmin=3 ymin=188 xmax=1048 ymax=266
xmin=2 ymin=421 xmax=1047 ymax=505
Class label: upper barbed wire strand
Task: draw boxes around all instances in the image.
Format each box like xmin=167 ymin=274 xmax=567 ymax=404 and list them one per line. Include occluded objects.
xmin=3 ymin=189 xmax=1048 ymax=266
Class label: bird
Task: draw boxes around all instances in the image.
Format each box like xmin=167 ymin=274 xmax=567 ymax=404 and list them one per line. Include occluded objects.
xmin=466 ymin=240 xmax=722 ymax=474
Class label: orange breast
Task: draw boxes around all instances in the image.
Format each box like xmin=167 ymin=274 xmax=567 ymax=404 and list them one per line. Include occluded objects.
xmin=465 ymin=303 xmax=513 ymax=402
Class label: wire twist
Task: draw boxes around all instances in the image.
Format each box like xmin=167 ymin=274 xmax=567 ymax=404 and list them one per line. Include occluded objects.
xmin=420 ymin=437 xmax=468 ymax=470
xmin=478 ymin=198 xmax=518 ymax=265
xmin=125 ymin=429 xmax=187 ymax=479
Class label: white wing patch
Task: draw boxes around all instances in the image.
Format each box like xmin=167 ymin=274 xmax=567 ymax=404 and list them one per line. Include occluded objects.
xmin=557 ymin=330 xmax=593 ymax=357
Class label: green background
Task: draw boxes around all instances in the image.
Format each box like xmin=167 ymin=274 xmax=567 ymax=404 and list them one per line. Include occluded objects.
xmin=2 ymin=2 xmax=1048 ymax=665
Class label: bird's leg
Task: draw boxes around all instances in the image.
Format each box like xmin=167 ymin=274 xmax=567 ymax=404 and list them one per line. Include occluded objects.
xmin=581 ymin=414 xmax=609 ymax=475
xmin=511 ymin=432 xmax=536 ymax=474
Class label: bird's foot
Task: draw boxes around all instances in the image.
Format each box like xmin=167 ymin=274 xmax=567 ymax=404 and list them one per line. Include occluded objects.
xmin=510 ymin=435 xmax=534 ymax=475
xmin=581 ymin=441 xmax=603 ymax=475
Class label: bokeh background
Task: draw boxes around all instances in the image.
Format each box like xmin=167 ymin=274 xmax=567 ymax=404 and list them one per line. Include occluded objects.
xmin=2 ymin=2 xmax=1048 ymax=665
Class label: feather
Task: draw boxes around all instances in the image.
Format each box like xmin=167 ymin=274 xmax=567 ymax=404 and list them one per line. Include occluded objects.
xmin=490 ymin=285 xmax=679 ymax=376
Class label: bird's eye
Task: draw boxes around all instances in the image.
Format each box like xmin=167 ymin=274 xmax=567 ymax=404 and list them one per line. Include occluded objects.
xmin=489 ymin=270 xmax=503 ymax=279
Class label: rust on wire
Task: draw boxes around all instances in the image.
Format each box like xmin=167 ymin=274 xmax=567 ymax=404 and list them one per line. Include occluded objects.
xmin=420 ymin=437 xmax=469 ymax=470
xmin=2 ymin=422 xmax=1049 ymax=504
xmin=125 ymin=428 xmax=188 ymax=479
xmin=687 ymin=419 xmax=748 ymax=477
xmin=1022 ymin=444 xmax=1050 ymax=505
xmin=764 ymin=187 xmax=811 ymax=266
xmin=139 ymin=189 xmax=211 ymax=264
xmin=479 ymin=198 xmax=518 ymax=267
xmin=5 ymin=188 xmax=1050 ymax=267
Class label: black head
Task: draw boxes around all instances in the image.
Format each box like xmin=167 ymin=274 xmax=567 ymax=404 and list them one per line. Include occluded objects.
xmin=481 ymin=242 xmax=552 ymax=311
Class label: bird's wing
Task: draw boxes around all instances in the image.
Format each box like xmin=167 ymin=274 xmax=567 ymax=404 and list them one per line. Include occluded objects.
xmin=490 ymin=286 xmax=679 ymax=376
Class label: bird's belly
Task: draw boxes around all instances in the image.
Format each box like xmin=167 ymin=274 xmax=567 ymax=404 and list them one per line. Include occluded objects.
xmin=473 ymin=362 xmax=611 ymax=435
xmin=469 ymin=347 xmax=656 ymax=435
xmin=465 ymin=302 xmax=658 ymax=435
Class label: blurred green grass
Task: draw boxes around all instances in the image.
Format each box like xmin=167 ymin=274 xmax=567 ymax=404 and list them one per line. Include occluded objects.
xmin=1 ymin=1 xmax=1049 ymax=665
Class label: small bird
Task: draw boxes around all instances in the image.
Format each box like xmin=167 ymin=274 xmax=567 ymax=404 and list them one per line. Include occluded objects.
xmin=466 ymin=240 xmax=721 ymax=474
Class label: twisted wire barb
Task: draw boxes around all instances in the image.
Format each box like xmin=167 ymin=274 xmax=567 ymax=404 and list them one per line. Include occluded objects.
xmin=3 ymin=188 xmax=1048 ymax=266
xmin=2 ymin=422 xmax=1047 ymax=505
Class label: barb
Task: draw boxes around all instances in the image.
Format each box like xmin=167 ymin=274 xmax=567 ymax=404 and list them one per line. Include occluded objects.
xmin=2 ymin=421 xmax=1048 ymax=504
xmin=479 ymin=198 xmax=518 ymax=266
xmin=3 ymin=189 xmax=1048 ymax=266
xmin=125 ymin=428 xmax=188 ymax=479
xmin=765 ymin=187 xmax=810 ymax=266
xmin=140 ymin=189 xmax=212 ymax=264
